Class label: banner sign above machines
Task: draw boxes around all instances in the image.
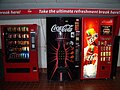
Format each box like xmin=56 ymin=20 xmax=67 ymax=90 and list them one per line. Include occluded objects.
xmin=0 ymin=8 xmax=120 ymax=15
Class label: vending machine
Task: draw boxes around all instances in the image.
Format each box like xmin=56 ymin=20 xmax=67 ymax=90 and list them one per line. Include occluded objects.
xmin=81 ymin=18 xmax=114 ymax=79
xmin=1 ymin=24 xmax=39 ymax=81
xmin=47 ymin=17 xmax=81 ymax=81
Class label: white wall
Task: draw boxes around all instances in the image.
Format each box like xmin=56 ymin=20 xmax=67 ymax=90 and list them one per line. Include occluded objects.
xmin=117 ymin=42 xmax=120 ymax=66
xmin=0 ymin=19 xmax=47 ymax=68
xmin=117 ymin=28 xmax=120 ymax=66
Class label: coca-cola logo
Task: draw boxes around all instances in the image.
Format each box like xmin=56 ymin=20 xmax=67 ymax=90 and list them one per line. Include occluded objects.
xmin=51 ymin=24 xmax=73 ymax=32
xmin=101 ymin=20 xmax=113 ymax=24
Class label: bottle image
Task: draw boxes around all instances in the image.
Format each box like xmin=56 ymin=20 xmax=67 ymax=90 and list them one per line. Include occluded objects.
xmin=56 ymin=31 xmax=66 ymax=82
xmin=22 ymin=53 xmax=25 ymax=59
xmin=13 ymin=34 xmax=16 ymax=38
xmin=27 ymin=53 xmax=29 ymax=59
xmin=18 ymin=34 xmax=21 ymax=38
xmin=24 ymin=53 xmax=27 ymax=59
xmin=23 ymin=34 xmax=26 ymax=38
xmin=20 ymin=53 xmax=23 ymax=58
xmin=27 ymin=41 xmax=29 ymax=45
xmin=7 ymin=27 xmax=12 ymax=32
xmin=20 ymin=53 xmax=25 ymax=59
xmin=26 ymin=34 xmax=29 ymax=38
xmin=25 ymin=27 xmax=29 ymax=32
xmin=26 ymin=47 xmax=29 ymax=52
xmin=13 ymin=27 xmax=16 ymax=32
xmin=17 ymin=27 xmax=21 ymax=32
xmin=21 ymin=27 xmax=25 ymax=32
xmin=21 ymin=34 xmax=24 ymax=38
xmin=22 ymin=47 xmax=24 ymax=52
xmin=8 ymin=34 xmax=12 ymax=38
xmin=23 ymin=41 xmax=26 ymax=45
xmin=57 ymin=31 xmax=66 ymax=67
xmin=23 ymin=27 xmax=26 ymax=32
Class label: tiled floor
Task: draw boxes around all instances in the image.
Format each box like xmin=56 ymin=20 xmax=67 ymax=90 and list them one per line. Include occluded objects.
xmin=0 ymin=69 xmax=120 ymax=90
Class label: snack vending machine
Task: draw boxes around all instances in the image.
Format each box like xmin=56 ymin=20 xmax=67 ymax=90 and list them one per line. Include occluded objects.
xmin=1 ymin=24 xmax=39 ymax=81
xmin=47 ymin=17 xmax=80 ymax=81
xmin=81 ymin=18 xmax=113 ymax=79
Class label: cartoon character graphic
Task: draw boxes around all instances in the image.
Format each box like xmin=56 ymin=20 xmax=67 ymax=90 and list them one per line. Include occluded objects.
xmin=83 ymin=28 xmax=98 ymax=78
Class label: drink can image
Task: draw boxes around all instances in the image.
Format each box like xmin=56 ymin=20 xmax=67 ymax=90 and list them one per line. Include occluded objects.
xmin=13 ymin=34 xmax=16 ymax=38
xmin=22 ymin=53 xmax=24 ymax=58
xmin=27 ymin=47 xmax=29 ymax=51
xmin=24 ymin=53 xmax=27 ymax=59
xmin=7 ymin=27 xmax=12 ymax=32
xmin=109 ymin=57 xmax=111 ymax=61
xmin=17 ymin=27 xmax=21 ymax=32
xmin=27 ymin=53 xmax=29 ymax=59
xmin=24 ymin=34 xmax=26 ymax=38
xmin=101 ymin=47 xmax=103 ymax=51
xmin=101 ymin=57 xmax=103 ymax=61
xmin=106 ymin=52 xmax=108 ymax=56
xmin=20 ymin=53 xmax=22 ymax=58
xmin=25 ymin=27 xmax=29 ymax=32
xmin=101 ymin=52 xmax=103 ymax=56
xmin=109 ymin=52 xmax=111 ymax=56
xmin=106 ymin=46 xmax=108 ymax=51
xmin=103 ymin=52 xmax=105 ymax=56
xmin=103 ymin=47 xmax=105 ymax=51
xmin=109 ymin=46 xmax=111 ymax=51
xmin=103 ymin=57 xmax=105 ymax=61
xmin=13 ymin=27 xmax=16 ymax=32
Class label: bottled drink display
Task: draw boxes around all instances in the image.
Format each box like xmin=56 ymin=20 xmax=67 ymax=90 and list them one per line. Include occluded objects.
xmin=4 ymin=26 xmax=30 ymax=62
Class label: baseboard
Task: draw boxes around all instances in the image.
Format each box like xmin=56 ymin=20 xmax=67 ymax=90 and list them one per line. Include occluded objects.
xmin=40 ymin=68 xmax=47 ymax=73
xmin=117 ymin=66 xmax=120 ymax=70
xmin=40 ymin=67 xmax=120 ymax=74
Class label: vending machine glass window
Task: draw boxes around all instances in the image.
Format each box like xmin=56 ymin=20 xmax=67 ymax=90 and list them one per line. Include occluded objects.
xmin=4 ymin=26 xmax=30 ymax=63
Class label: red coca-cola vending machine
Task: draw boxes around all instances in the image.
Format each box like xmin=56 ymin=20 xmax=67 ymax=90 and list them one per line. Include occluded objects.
xmin=1 ymin=24 xmax=39 ymax=81
xmin=81 ymin=18 xmax=113 ymax=79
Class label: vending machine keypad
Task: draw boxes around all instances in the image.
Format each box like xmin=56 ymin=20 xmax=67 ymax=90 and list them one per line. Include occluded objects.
xmin=100 ymin=37 xmax=112 ymax=64
xmin=30 ymin=32 xmax=36 ymax=50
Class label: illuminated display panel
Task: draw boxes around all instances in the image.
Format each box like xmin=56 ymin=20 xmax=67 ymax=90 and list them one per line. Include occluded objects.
xmin=82 ymin=18 xmax=99 ymax=78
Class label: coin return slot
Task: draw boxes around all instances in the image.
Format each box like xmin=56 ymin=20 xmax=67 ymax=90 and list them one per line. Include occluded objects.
xmin=33 ymin=67 xmax=37 ymax=72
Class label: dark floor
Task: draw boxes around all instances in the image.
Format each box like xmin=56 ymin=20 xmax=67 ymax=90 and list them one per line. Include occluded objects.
xmin=0 ymin=69 xmax=120 ymax=90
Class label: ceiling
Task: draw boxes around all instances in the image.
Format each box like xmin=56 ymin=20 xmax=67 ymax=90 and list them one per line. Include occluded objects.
xmin=0 ymin=0 xmax=120 ymax=4
xmin=0 ymin=0 xmax=119 ymax=10
xmin=0 ymin=0 xmax=120 ymax=20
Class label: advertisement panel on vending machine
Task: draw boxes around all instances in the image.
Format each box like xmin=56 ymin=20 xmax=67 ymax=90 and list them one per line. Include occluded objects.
xmin=81 ymin=18 xmax=99 ymax=79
